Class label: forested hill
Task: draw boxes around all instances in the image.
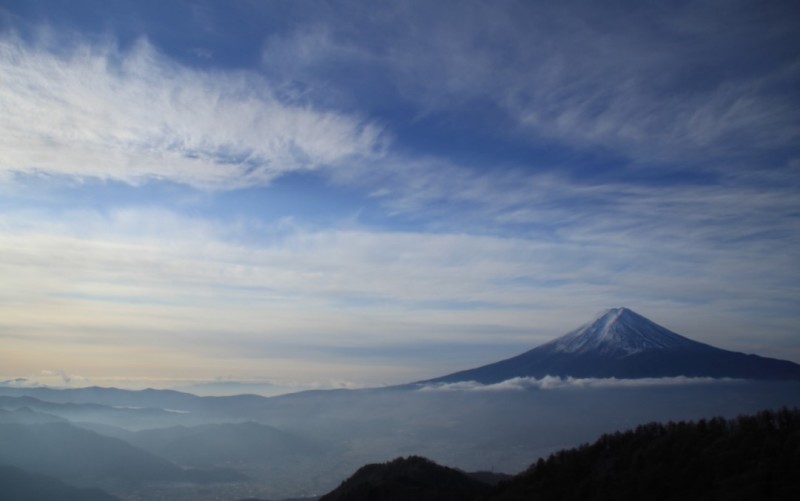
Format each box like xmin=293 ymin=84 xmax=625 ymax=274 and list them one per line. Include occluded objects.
xmin=319 ymin=456 xmax=493 ymax=501
xmin=492 ymin=407 xmax=800 ymax=500
xmin=321 ymin=407 xmax=800 ymax=501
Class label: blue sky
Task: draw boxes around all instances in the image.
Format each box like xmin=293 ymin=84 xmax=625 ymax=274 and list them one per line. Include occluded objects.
xmin=1 ymin=0 xmax=799 ymax=393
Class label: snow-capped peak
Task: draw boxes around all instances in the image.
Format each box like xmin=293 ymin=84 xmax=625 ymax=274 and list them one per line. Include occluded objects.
xmin=546 ymin=307 xmax=699 ymax=357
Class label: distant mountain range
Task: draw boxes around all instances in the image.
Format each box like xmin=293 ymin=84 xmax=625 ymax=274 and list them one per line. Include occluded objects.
xmin=0 ymin=421 xmax=245 ymax=487
xmin=76 ymin=420 xmax=321 ymax=468
xmin=425 ymin=307 xmax=800 ymax=383
xmin=1 ymin=308 xmax=799 ymax=499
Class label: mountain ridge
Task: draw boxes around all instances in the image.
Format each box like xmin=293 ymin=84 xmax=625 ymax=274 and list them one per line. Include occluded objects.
xmin=425 ymin=307 xmax=800 ymax=384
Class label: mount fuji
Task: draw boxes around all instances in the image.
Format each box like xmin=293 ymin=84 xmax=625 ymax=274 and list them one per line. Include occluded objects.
xmin=425 ymin=307 xmax=800 ymax=384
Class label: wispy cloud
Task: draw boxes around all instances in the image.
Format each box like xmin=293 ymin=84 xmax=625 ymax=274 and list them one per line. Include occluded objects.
xmin=1 ymin=202 xmax=798 ymax=372
xmin=0 ymin=33 xmax=385 ymax=188
xmin=0 ymin=377 xmax=42 ymax=388
xmin=355 ymin=156 xmax=800 ymax=316
xmin=265 ymin=1 xmax=799 ymax=166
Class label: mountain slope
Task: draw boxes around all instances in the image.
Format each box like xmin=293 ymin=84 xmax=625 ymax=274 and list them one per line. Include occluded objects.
xmin=0 ymin=394 xmax=192 ymax=430
xmin=0 ymin=407 xmax=68 ymax=424
xmin=426 ymin=308 xmax=800 ymax=384
xmin=0 ymin=386 xmax=200 ymax=409
xmin=0 ymin=386 xmax=273 ymax=425
xmin=0 ymin=422 xmax=244 ymax=486
xmin=0 ymin=465 xmax=119 ymax=501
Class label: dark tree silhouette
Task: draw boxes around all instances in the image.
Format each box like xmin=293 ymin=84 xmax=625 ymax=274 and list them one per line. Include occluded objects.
xmin=319 ymin=408 xmax=800 ymax=501
xmin=491 ymin=407 xmax=800 ymax=501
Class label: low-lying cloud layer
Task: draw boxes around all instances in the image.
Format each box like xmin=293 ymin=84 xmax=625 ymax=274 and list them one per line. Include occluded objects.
xmin=417 ymin=376 xmax=742 ymax=392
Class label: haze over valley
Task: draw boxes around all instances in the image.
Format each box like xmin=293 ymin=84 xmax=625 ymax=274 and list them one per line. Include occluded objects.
xmin=2 ymin=309 xmax=800 ymax=499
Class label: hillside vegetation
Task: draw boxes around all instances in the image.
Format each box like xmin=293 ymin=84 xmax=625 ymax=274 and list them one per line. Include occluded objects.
xmin=323 ymin=407 xmax=800 ymax=501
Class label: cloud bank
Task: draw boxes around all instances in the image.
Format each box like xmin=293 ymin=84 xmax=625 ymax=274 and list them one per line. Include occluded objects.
xmin=417 ymin=376 xmax=742 ymax=392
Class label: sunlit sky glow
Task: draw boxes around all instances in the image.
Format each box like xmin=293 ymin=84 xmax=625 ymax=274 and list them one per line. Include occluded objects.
xmin=1 ymin=0 xmax=799 ymax=394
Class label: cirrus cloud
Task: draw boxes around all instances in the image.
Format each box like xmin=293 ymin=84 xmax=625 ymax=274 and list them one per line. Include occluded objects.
xmin=0 ymin=33 xmax=386 ymax=189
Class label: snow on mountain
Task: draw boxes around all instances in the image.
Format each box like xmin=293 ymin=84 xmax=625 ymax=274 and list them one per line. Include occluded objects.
xmin=545 ymin=307 xmax=703 ymax=357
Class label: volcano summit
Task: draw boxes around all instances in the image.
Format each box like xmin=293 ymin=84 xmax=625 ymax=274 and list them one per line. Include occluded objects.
xmin=426 ymin=308 xmax=800 ymax=384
